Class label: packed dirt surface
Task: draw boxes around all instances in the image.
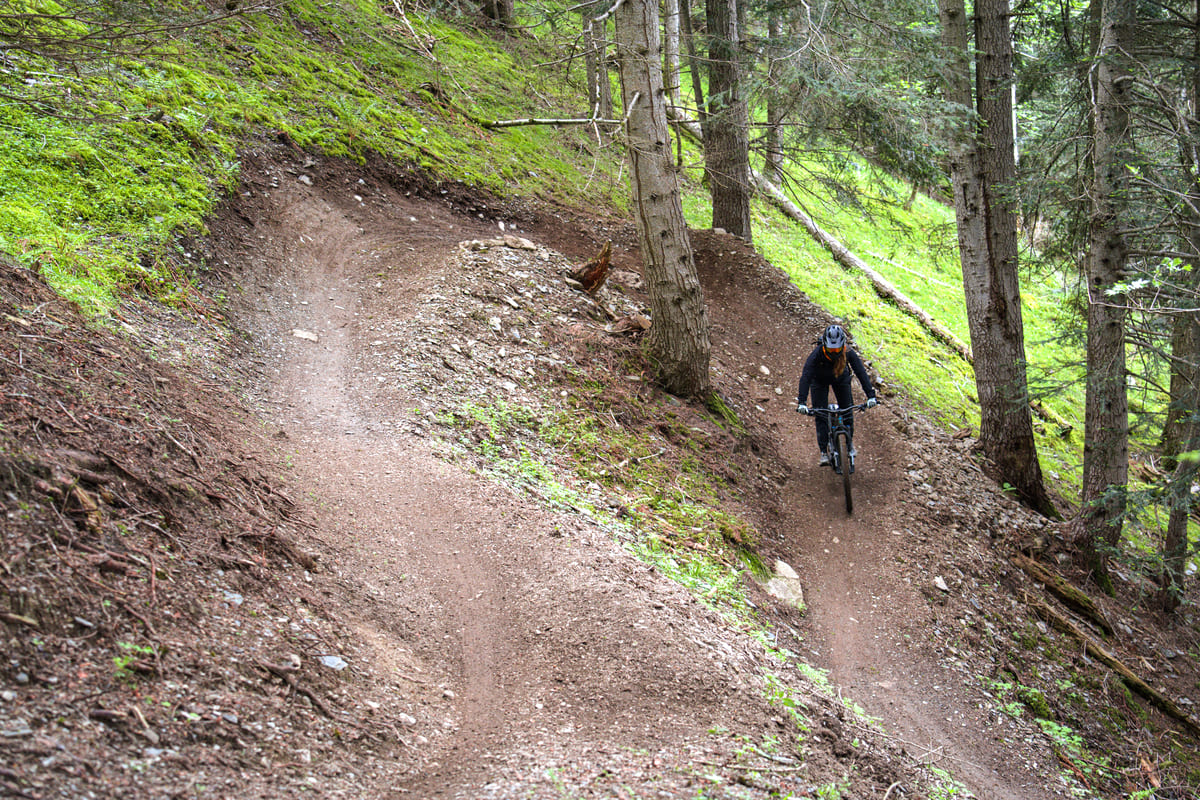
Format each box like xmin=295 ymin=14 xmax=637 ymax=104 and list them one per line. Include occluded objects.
xmin=3 ymin=141 xmax=1198 ymax=800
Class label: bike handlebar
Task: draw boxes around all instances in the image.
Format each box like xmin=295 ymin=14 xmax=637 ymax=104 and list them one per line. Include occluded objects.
xmin=802 ymin=402 xmax=872 ymax=417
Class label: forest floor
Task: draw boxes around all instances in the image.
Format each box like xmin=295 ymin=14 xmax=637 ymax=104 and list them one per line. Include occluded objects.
xmin=1 ymin=141 xmax=1198 ymax=799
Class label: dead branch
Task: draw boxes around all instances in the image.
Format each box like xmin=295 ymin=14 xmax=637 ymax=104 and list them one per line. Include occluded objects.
xmin=1030 ymin=400 xmax=1073 ymax=436
xmin=486 ymin=91 xmax=638 ymax=130
xmin=483 ymin=114 xmax=623 ymax=128
xmin=256 ymin=660 xmax=336 ymax=719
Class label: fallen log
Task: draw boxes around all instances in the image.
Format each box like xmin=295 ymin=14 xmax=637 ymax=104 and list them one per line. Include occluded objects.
xmin=1013 ymin=553 xmax=1113 ymax=637
xmin=749 ymin=176 xmax=973 ymax=364
xmin=1026 ymin=593 xmax=1200 ymax=739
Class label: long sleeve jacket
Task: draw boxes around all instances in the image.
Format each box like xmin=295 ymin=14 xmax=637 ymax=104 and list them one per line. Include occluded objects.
xmin=796 ymin=346 xmax=876 ymax=403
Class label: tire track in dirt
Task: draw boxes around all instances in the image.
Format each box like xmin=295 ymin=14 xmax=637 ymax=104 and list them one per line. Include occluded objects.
xmin=241 ymin=174 xmax=528 ymax=794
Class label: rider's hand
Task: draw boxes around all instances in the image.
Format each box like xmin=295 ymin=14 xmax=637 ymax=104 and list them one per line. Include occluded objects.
xmin=797 ymin=404 xmax=809 ymax=415
xmin=866 ymin=397 xmax=878 ymax=409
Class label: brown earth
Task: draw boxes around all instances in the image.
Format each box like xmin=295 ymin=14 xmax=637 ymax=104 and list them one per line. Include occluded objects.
xmin=1 ymin=140 xmax=1197 ymax=799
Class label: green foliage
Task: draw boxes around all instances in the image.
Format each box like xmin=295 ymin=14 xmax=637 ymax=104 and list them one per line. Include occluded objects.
xmin=928 ymin=766 xmax=972 ymax=799
xmin=816 ymin=775 xmax=851 ymax=800
xmin=762 ymin=672 xmax=812 ymax=731
xmin=112 ymin=641 xmax=154 ymax=680
xmin=1017 ymin=685 xmax=1053 ymax=720
xmin=0 ymin=0 xmax=618 ymax=315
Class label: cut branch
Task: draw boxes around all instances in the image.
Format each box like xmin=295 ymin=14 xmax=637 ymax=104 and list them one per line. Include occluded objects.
xmin=486 ymin=91 xmax=637 ymax=130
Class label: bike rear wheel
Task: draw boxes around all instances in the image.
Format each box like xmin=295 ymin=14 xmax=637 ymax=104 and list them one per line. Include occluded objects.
xmin=836 ymin=433 xmax=853 ymax=514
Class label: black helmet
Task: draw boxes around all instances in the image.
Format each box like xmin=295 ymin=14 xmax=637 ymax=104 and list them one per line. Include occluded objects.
xmin=821 ymin=324 xmax=847 ymax=354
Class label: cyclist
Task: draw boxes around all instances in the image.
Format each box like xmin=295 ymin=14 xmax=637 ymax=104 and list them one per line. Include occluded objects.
xmin=796 ymin=324 xmax=878 ymax=466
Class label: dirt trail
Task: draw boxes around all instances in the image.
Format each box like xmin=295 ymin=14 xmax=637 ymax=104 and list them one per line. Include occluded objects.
xmin=220 ymin=148 xmax=1063 ymax=798
xmin=692 ymin=235 xmax=1061 ymax=800
xmin=221 ymin=154 xmax=795 ymax=798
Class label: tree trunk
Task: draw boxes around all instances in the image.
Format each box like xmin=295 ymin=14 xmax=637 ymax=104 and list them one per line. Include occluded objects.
xmin=938 ymin=0 xmax=1057 ymax=518
xmin=663 ymin=0 xmax=681 ymax=108
xmin=1080 ymin=0 xmax=1134 ymax=592
xmin=702 ymin=0 xmax=753 ymax=242
xmin=765 ymin=12 xmax=784 ymax=185
xmin=613 ymin=0 xmax=712 ymax=398
xmin=1159 ymin=10 xmax=1200 ymax=608
xmin=481 ymin=0 xmax=513 ymax=28
xmin=584 ymin=7 xmax=613 ymax=123
xmin=678 ymin=0 xmax=705 ymax=123
xmin=1160 ymin=308 xmax=1200 ymax=610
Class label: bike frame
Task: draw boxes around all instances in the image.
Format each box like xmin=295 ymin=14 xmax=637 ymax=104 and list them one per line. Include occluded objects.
xmin=805 ymin=402 xmax=870 ymax=514
xmin=807 ymin=403 xmax=868 ymax=473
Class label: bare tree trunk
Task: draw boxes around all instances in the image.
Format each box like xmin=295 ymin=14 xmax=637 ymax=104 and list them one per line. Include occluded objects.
xmin=765 ymin=12 xmax=784 ymax=185
xmin=938 ymin=0 xmax=1056 ymax=517
xmin=1161 ymin=307 xmax=1200 ymax=610
xmin=1160 ymin=9 xmax=1200 ymax=609
xmin=1080 ymin=0 xmax=1135 ymax=592
xmin=613 ymin=0 xmax=712 ymax=398
xmin=663 ymin=0 xmax=681 ymax=108
xmin=584 ymin=6 xmax=613 ymax=123
xmin=678 ymin=0 xmax=705 ymax=122
xmin=702 ymin=0 xmax=752 ymax=242
xmin=481 ymin=0 xmax=513 ymax=28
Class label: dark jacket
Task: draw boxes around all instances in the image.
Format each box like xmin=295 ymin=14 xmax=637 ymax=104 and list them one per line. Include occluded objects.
xmin=797 ymin=346 xmax=876 ymax=403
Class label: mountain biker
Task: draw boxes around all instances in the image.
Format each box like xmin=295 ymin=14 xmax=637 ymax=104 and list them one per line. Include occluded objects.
xmin=796 ymin=324 xmax=878 ymax=466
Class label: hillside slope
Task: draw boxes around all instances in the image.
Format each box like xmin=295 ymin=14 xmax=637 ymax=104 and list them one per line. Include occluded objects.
xmin=2 ymin=142 xmax=1197 ymax=799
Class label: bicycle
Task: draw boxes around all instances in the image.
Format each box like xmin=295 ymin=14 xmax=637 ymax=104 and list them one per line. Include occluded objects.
xmin=802 ymin=402 xmax=871 ymax=514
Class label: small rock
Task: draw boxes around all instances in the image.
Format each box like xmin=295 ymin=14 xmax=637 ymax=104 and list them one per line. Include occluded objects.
xmin=318 ymin=655 xmax=347 ymax=671
xmin=933 ymin=576 xmax=950 ymax=593
xmin=398 ymin=712 xmax=417 ymax=726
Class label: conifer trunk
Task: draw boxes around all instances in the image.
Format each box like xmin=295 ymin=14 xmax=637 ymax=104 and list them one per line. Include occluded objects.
xmin=613 ymin=0 xmax=712 ymax=397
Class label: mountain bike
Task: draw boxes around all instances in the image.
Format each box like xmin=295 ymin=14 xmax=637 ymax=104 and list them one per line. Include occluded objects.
xmin=804 ymin=402 xmax=871 ymax=514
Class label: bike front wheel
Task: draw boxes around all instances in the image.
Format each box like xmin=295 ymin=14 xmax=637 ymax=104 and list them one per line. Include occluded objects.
xmin=836 ymin=433 xmax=853 ymax=514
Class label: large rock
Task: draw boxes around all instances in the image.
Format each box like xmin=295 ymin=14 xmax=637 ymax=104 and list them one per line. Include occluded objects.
xmin=762 ymin=559 xmax=805 ymax=611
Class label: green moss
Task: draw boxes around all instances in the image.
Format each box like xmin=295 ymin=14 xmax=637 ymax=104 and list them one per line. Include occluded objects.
xmin=1017 ymin=685 xmax=1053 ymax=720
